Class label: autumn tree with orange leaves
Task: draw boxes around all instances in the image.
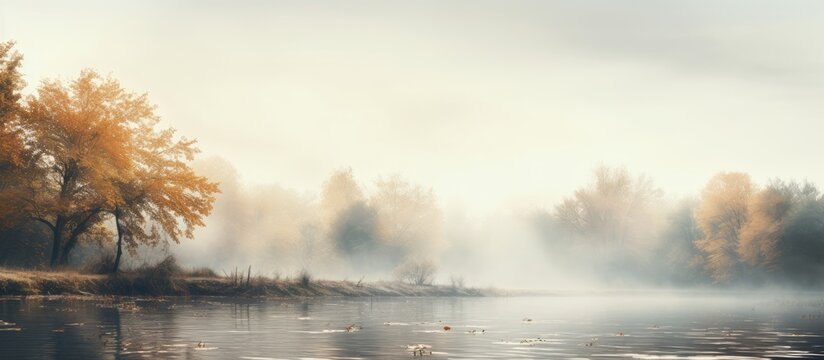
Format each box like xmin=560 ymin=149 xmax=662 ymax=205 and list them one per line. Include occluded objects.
xmin=21 ymin=69 xmax=217 ymax=268
xmin=109 ymin=109 xmax=218 ymax=272
xmin=0 ymin=42 xmax=29 ymax=228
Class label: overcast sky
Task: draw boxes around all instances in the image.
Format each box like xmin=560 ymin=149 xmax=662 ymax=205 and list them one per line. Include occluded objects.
xmin=3 ymin=0 xmax=824 ymax=213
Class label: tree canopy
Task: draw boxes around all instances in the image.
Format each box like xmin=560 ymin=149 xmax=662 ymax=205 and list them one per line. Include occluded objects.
xmin=0 ymin=41 xmax=218 ymax=270
xmin=0 ymin=42 xmax=28 ymax=228
xmin=555 ymin=166 xmax=662 ymax=246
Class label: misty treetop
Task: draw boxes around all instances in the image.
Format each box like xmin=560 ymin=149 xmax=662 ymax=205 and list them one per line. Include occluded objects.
xmin=0 ymin=42 xmax=219 ymax=271
xmin=177 ymin=162 xmax=448 ymax=281
xmin=548 ymin=167 xmax=824 ymax=287
xmin=322 ymin=170 xmax=445 ymax=272
xmin=696 ymin=175 xmax=824 ymax=285
xmin=554 ymin=166 xmax=663 ymax=246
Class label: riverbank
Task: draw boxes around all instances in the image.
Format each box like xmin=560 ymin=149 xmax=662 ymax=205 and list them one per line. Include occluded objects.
xmin=0 ymin=268 xmax=505 ymax=297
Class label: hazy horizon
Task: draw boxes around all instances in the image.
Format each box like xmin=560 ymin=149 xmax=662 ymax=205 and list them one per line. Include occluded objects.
xmin=4 ymin=1 xmax=824 ymax=215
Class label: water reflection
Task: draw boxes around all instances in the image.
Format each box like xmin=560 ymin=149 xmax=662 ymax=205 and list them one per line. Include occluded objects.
xmin=0 ymin=294 xmax=823 ymax=359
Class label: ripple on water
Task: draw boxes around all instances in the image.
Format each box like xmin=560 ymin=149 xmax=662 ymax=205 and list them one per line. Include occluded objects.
xmin=2 ymin=295 xmax=824 ymax=359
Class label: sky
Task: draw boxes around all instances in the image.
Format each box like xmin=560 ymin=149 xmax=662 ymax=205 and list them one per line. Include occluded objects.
xmin=2 ymin=0 xmax=824 ymax=214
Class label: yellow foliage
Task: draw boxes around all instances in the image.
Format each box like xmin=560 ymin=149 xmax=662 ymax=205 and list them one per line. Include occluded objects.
xmin=19 ymin=69 xmax=218 ymax=266
xmin=0 ymin=41 xmax=26 ymax=227
xmin=0 ymin=41 xmax=25 ymax=167
xmin=738 ymin=189 xmax=786 ymax=268
xmin=113 ymin=100 xmax=219 ymax=254
xmin=738 ymin=181 xmax=817 ymax=270
xmin=694 ymin=172 xmax=753 ymax=282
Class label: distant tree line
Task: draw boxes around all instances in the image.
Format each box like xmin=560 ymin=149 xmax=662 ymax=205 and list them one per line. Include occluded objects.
xmin=0 ymin=41 xmax=218 ymax=272
xmin=545 ymin=166 xmax=824 ymax=287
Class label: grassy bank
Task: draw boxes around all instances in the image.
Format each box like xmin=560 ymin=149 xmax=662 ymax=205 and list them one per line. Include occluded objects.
xmin=0 ymin=268 xmax=500 ymax=297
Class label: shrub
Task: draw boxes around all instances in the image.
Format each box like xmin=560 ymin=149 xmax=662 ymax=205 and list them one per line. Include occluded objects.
xmin=139 ymin=255 xmax=181 ymax=278
xmin=395 ymin=260 xmax=437 ymax=286
xmin=109 ymin=255 xmax=185 ymax=295
xmin=84 ymin=252 xmax=116 ymax=274
xmin=450 ymin=275 xmax=465 ymax=289
xmin=183 ymin=267 xmax=219 ymax=278
xmin=298 ymin=269 xmax=312 ymax=287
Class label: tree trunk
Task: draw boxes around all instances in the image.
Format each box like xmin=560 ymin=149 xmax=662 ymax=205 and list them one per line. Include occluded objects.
xmin=49 ymin=216 xmax=65 ymax=268
xmin=58 ymin=236 xmax=74 ymax=266
xmin=58 ymin=209 xmax=100 ymax=266
xmin=113 ymin=207 xmax=124 ymax=273
xmin=59 ymin=231 xmax=80 ymax=265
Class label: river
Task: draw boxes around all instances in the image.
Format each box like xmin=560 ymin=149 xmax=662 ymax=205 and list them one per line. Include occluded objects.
xmin=1 ymin=292 xmax=823 ymax=359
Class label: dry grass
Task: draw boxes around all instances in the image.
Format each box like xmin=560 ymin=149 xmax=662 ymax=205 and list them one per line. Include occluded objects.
xmin=182 ymin=267 xmax=219 ymax=278
xmin=83 ymin=252 xmax=116 ymax=274
xmin=108 ymin=256 xmax=186 ymax=295
xmin=0 ymin=268 xmax=104 ymax=295
xmin=0 ymin=265 xmax=502 ymax=297
xmin=0 ymin=256 xmax=186 ymax=296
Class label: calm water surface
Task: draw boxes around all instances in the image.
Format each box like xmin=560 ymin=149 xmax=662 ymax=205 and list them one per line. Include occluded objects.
xmin=2 ymin=293 xmax=824 ymax=359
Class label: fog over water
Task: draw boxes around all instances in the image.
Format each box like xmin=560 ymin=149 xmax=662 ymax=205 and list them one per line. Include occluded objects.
xmin=3 ymin=1 xmax=824 ymax=290
xmin=163 ymin=159 xmax=824 ymax=291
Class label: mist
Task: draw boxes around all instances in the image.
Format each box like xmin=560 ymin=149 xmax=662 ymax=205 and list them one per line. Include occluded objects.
xmin=144 ymin=159 xmax=824 ymax=291
xmin=171 ymin=156 xmax=329 ymax=278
